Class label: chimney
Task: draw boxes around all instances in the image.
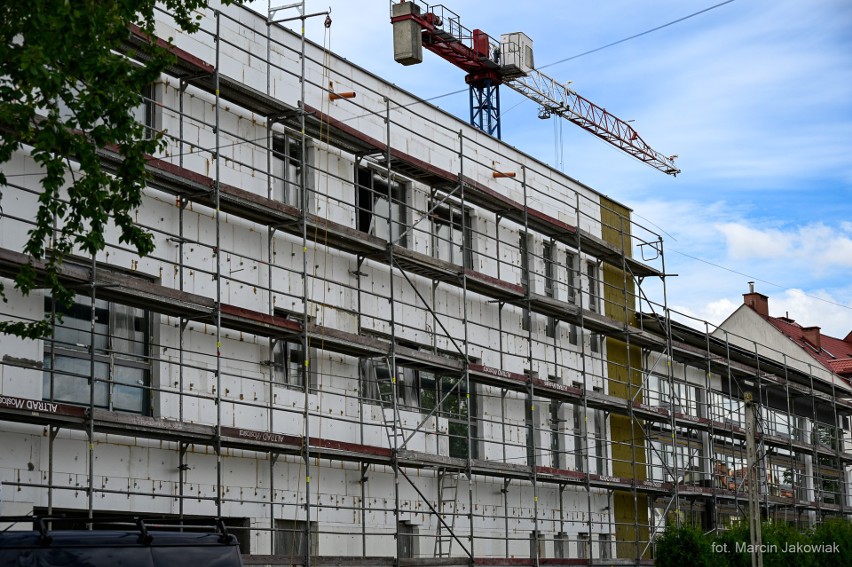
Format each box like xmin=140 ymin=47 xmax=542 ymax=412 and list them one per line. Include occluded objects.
xmin=743 ymin=282 xmax=769 ymax=317
xmin=802 ymin=326 xmax=822 ymax=351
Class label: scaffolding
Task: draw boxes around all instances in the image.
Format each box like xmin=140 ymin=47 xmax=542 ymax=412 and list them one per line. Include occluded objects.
xmin=0 ymin=2 xmax=850 ymax=566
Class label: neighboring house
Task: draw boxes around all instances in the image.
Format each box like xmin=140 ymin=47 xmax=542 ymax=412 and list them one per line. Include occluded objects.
xmin=711 ymin=284 xmax=852 ymax=520
xmin=716 ymin=284 xmax=852 ymax=389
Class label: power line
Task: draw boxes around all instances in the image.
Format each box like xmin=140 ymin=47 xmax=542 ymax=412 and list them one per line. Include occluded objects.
xmin=668 ymin=248 xmax=852 ymax=312
xmin=539 ymin=0 xmax=737 ymax=70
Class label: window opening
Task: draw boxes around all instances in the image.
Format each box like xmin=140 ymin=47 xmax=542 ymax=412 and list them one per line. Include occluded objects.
xmin=549 ymin=376 xmax=562 ymax=469
xmin=572 ymin=382 xmax=585 ymax=472
xmin=272 ymin=134 xmax=308 ymax=209
xmin=271 ymin=311 xmax=314 ymax=391
xmin=520 ymin=233 xmax=531 ymax=331
xmin=593 ymin=386 xmax=606 ymax=475
xmin=43 ymin=295 xmax=150 ymax=414
xmin=398 ymin=521 xmax=416 ymax=558
xmin=587 ymin=261 xmax=599 ymax=313
xmin=274 ymin=519 xmax=318 ymax=557
xmin=356 ymin=165 xmax=406 ymax=245
xmin=420 ymin=371 xmax=478 ymax=459
xmin=544 ymin=241 xmax=556 ymax=338
xmin=578 ymin=532 xmax=590 ymax=559
xmin=566 ymin=252 xmax=576 ymax=303
xmin=431 ymin=198 xmax=473 ymax=268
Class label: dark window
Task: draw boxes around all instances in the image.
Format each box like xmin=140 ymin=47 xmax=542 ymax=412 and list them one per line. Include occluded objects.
xmin=520 ymin=234 xmax=531 ymax=332
xmin=272 ymin=339 xmax=313 ymax=390
xmin=398 ymin=521 xmax=416 ymax=558
xmin=525 ymin=395 xmax=536 ymax=467
xmin=554 ymin=532 xmax=568 ymax=558
xmin=519 ymin=234 xmax=530 ymax=287
xmin=544 ymin=242 xmax=556 ymax=337
xmin=431 ymin=199 xmax=473 ymax=268
xmin=419 ymin=371 xmax=477 ymax=459
xmin=578 ymin=532 xmax=590 ymax=559
xmin=593 ymin=386 xmax=606 ymax=475
xmin=549 ymin=378 xmax=561 ymax=469
xmin=566 ymin=252 xmax=576 ymax=303
xmin=543 ymin=242 xmax=555 ymax=296
xmin=356 ymin=165 xmax=406 ymax=245
xmin=272 ymin=134 xmax=307 ymax=209
xmin=271 ymin=312 xmax=314 ymax=391
xmin=572 ymin=384 xmax=585 ymax=472
xmin=587 ymin=262 xmax=599 ymax=313
xmin=599 ymin=534 xmax=611 ymax=560
xmin=131 ymin=84 xmax=157 ymax=140
xmin=43 ymin=296 xmax=150 ymax=414
xmin=274 ymin=519 xmax=317 ymax=557
xmin=361 ymin=359 xmax=476 ymax=459
xmin=359 ymin=358 xmax=417 ymax=409
xmin=529 ymin=530 xmax=541 ymax=558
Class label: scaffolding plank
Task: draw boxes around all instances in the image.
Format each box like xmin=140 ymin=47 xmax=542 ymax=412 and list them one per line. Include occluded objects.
xmin=220 ymin=304 xmax=301 ymax=338
xmin=92 ymin=410 xmax=215 ymax=443
xmin=0 ymin=395 xmax=86 ymax=427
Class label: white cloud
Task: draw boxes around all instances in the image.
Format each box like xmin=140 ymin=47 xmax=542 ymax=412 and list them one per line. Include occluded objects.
xmin=716 ymin=223 xmax=794 ymax=260
xmin=718 ymin=221 xmax=852 ymax=271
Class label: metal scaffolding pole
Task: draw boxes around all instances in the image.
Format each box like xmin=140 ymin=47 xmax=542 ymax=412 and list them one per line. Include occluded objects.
xmin=745 ymin=392 xmax=763 ymax=567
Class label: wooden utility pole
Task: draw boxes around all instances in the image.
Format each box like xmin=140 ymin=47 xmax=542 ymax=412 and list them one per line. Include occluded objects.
xmin=745 ymin=392 xmax=763 ymax=567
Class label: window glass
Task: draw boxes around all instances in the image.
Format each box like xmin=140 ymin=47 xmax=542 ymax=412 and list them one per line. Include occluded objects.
xmin=43 ymin=295 xmax=149 ymax=414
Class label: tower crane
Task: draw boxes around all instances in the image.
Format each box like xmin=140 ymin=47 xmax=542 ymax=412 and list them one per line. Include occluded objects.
xmin=390 ymin=1 xmax=680 ymax=175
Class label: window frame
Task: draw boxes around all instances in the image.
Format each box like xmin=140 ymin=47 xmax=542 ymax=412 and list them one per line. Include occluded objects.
xmin=43 ymin=295 xmax=151 ymax=415
xmin=430 ymin=197 xmax=474 ymax=268
xmin=271 ymin=310 xmax=315 ymax=391
xmin=543 ymin=241 xmax=556 ymax=338
xmin=520 ymin=232 xmax=532 ymax=332
xmin=587 ymin=261 xmax=599 ymax=313
xmin=356 ymin=164 xmax=408 ymax=246
xmin=360 ymin=357 xmax=477 ymax=460
xmin=273 ymin=519 xmax=318 ymax=558
xmin=272 ymin=133 xmax=312 ymax=211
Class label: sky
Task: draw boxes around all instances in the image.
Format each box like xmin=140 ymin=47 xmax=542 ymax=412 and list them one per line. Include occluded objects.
xmin=249 ymin=0 xmax=852 ymax=338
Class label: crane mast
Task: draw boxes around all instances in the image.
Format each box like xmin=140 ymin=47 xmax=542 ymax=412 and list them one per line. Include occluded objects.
xmin=390 ymin=1 xmax=680 ymax=176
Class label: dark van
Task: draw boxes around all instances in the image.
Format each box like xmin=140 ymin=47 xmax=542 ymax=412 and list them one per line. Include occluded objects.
xmin=0 ymin=516 xmax=244 ymax=567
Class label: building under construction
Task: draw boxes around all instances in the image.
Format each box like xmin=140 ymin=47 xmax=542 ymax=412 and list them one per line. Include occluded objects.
xmin=0 ymin=2 xmax=850 ymax=565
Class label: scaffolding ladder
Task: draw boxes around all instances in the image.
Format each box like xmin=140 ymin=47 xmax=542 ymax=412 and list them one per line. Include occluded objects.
xmin=434 ymin=468 xmax=460 ymax=557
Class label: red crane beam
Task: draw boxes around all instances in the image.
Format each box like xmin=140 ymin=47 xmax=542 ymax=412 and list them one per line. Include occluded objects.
xmin=390 ymin=11 xmax=500 ymax=82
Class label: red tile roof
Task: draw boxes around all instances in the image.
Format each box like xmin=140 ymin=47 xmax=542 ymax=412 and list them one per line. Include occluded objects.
xmin=765 ymin=316 xmax=852 ymax=377
xmin=829 ymin=358 xmax=852 ymax=376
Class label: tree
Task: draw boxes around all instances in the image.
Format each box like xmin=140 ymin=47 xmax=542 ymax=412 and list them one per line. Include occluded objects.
xmin=0 ymin=0 xmax=238 ymax=338
xmin=654 ymin=524 xmax=726 ymax=567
